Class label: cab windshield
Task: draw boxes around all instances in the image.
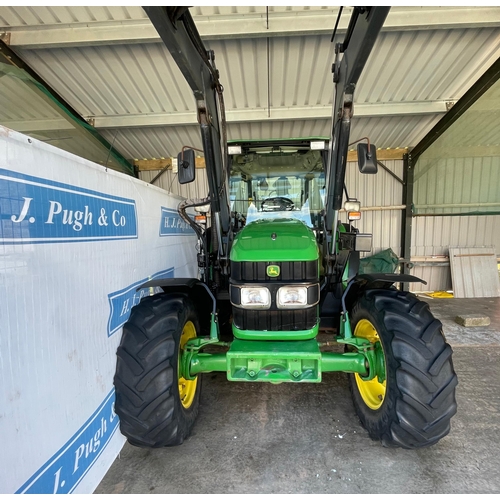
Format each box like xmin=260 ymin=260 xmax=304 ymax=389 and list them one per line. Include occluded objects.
xmin=229 ymin=148 xmax=325 ymax=229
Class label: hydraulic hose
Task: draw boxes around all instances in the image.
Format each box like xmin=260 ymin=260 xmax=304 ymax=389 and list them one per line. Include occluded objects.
xmin=178 ymin=197 xmax=211 ymax=280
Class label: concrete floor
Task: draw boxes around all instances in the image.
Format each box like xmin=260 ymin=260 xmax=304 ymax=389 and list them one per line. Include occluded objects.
xmin=95 ymin=297 xmax=500 ymax=494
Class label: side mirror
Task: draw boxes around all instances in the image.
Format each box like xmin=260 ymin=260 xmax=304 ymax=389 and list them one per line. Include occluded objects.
xmin=357 ymin=143 xmax=378 ymax=174
xmin=177 ymin=149 xmax=196 ymax=184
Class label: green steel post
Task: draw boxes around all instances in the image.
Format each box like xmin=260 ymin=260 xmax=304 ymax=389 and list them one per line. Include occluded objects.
xmin=210 ymin=313 xmax=219 ymax=340
xmin=339 ymin=311 xmax=353 ymax=339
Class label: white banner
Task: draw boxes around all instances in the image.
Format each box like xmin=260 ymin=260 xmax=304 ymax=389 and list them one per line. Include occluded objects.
xmin=0 ymin=127 xmax=198 ymax=493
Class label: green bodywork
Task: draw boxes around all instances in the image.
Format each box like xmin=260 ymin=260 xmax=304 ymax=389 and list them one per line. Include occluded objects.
xmin=233 ymin=323 xmax=318 ymax=341
xmin=230 ymin=217 xmax=320 ymax=342
xmin=230 ymin=219 xmax=319 ymax=262
xmin=177 ymin=141 xmax=384 ymax=385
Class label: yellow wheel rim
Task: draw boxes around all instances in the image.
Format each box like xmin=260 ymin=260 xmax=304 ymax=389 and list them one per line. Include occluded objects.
xmin=178 ymin=321 xmax=198 ymax=409
xmin=354 ymin=319 xmax=386 ymax=410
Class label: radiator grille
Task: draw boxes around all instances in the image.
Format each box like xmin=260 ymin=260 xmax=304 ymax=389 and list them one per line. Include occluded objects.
xmin=231 ymin=260 xmax=317 ymax=282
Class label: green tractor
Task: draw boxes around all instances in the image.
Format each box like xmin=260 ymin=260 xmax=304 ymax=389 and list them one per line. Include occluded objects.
xmin=113 ymin=6 xmax=457 ymax=450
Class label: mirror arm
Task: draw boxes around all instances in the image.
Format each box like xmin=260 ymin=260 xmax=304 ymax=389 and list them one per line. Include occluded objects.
xmin=366 ymin=137 xmax=372 ymax=159
xmin=180 ymin=145 xmax=204 ymax=167
xmin=349 ymin=136 xmax=371 ymax=153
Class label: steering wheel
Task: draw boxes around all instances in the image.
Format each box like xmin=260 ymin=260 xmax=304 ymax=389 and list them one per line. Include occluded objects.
xmin=261 ymin=196 xmax=295 ymax=212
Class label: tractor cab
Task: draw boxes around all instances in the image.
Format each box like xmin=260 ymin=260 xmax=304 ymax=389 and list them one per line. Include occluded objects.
xmin=228 ymin=139 xmax=327 ymax=232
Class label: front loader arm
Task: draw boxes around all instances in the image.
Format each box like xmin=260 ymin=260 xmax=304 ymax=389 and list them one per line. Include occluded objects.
xmin=143 ymin=6 xmax=231 ymax=238
xmin=324 ymin=7 xmax=390 ymax=236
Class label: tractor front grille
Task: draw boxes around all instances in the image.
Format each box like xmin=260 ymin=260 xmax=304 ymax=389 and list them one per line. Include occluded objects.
xmin=230 ymin=259 xmax=319 ymax=332
xmin=231 ymin=260 xmax=317 ymax=282
xmin=232 ymin=306 xmax=317 ymax=331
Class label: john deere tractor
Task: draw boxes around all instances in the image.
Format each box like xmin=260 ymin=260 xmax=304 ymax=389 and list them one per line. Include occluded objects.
xmin=113 ymin=6 xmax=457 ymax=449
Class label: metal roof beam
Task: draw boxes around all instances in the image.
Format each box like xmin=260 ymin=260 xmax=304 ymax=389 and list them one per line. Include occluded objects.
xmin=4 ymin=101 xmax=453 ymax=132
xmin=88 ymin=101 xmax=454 ymax=129
xmin=4 ymin=7 xmax=500 ymax=49
xmin=196 ymin=7 xmax=500 ymax=39
xmin=1 ymin=118 xmax=74 ymax=132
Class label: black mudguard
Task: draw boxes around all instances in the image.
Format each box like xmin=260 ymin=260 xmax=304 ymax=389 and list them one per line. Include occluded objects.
xmin=137 ymin=278 xmax=214 ymax=336
xmin=342 ymin=273 xmax=427 ymax=312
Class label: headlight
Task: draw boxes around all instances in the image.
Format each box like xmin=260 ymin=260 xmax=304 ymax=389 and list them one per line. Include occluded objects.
xmin=277 ymin=286 xmax=308 ymax=309
xmin=240 ymin=287 xmax=271 ymax=309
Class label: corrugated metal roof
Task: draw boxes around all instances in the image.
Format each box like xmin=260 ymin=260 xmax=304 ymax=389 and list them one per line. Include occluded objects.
xmin=15 ymin=44 xmax=195 ymax=118
xmin=1 ymin=6 xmax=500 ymax=163
xmin=0 ymin=6 xmax=146 ymax=26
xmin=0 ymin=72 xmax=60 ymax=121
xmin=414 ymin=77 xmax=500 ymax=154
xmin=1 ymin=5 xmax=316 ymax=25
xmin=0 ymin=6 xmax=335 ymax=25
xmin=15 ymin=28 xmax=500 ymax=117
xmin=357 ymin=28 xmax=500 ymax=102
xmin=101 ymin=126 xmax=201 ymax=161
xmin=5 ymin=6 xmax=496 ymax=28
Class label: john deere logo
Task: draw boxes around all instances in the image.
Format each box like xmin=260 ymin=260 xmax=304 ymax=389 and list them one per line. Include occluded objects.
xmin=267 ymin=265 xmax=280 ymax=277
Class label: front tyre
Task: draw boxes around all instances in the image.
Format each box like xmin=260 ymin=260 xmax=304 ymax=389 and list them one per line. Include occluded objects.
xmin=113 ymin=293 xmax=201 ymax=448
xmin=348 ymin=289 xmax=458 ymax=449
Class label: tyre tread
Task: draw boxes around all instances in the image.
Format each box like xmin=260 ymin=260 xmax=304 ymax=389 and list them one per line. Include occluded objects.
xmin=349 ymin=289 xmax=458 ymax=449
xmin=113 ymin=293 xmax=200 ymax=448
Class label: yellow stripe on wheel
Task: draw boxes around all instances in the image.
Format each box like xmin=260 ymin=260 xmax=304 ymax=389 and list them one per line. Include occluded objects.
xmin=354 ymin=319 xmax=386 ymax=410
xmin=178 ymin=321 xmax=198 ymax=409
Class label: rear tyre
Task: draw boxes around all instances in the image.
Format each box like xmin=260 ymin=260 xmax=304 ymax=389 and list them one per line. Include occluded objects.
xmin=114 ymin=293 xmax=201 ymax=448
xmin=348 ymin=289 xmax=458 ymax=449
